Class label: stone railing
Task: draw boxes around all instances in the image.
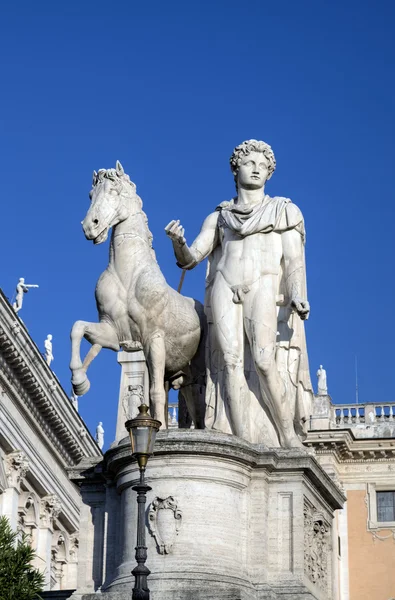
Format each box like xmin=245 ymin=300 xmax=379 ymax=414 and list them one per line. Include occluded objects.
xmin=334 ymin=403 xmax=395 ymax=426
xmin=310 ymin=396 xmax=395 ymax=438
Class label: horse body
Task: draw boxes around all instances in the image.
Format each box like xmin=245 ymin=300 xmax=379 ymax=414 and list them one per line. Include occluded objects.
xmin=70 ymin=161 xmax=205 ymax=427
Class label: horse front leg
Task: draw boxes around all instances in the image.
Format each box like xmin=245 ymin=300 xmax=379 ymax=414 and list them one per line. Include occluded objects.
xmin=146 ymin=334 xmax=167 ymax=428
xmin=70 ymin=320 xmax=119 ymax=396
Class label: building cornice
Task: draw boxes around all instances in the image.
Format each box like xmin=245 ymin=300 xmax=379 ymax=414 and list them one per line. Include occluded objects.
xmin=0 ymin=289 xmax=101 ymax=466
xmin=306 ymin=429 xmax=395 ymax=462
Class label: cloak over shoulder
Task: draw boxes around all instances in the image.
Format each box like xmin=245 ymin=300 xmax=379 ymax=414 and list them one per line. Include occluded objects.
xmin=204 ymin=196 xmax=313 ymax=445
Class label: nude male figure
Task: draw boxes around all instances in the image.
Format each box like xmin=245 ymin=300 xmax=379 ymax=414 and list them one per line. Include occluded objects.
xmin=166 ymin=140 xmax=310 ymax=448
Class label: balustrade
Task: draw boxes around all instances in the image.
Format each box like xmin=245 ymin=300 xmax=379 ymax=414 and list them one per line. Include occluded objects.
xmin=334 ymin=403 xmax=395 ymax=427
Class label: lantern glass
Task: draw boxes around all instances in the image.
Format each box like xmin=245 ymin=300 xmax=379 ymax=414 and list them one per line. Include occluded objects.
xmin=130 ymin=425 xmax=157 ymax=456
xmin=125 ymin=404 xmax=161 ymax=470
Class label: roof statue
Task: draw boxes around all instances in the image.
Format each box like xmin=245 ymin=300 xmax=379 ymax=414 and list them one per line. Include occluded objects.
xmin=70 ymin=390 xmax=79 ymax=411
xmin=317 ymin=365 xmax=328 ymax=395
xmin=95 ymin=422 xmax=104 ymax=450
xmin=44 ymin=334 xmax=54 ymax=367
xmin=12 ymin=278 xmax=39 ymax=314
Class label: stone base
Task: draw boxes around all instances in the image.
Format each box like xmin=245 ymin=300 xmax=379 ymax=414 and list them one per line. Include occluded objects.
xmin=84 ymin=430 xmax=344 ymax=600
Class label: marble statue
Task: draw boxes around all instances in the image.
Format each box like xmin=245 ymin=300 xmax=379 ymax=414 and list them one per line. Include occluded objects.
xmin=12 ymin=278 xmax=39 ymax=313
xmin=316 ymin=365 xmax=327 ymax=395
xmin=95 ymin=422 xmax=104 ymax=449
xmin=166 ymin=139 xmax=313 ymax=447
xmin=70 ymin=161 xmax=206 ymax=428
xmin=44 ymin=334 xmax=54 ymax=367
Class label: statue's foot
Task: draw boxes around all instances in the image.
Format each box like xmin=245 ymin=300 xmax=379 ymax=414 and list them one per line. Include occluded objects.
xmin=71 ymin=369 xmax=91 ymax=396
xmin=285 ymin=436 xmax=306 ymax=450
xmin=120 ymin=340 xmax=143 ymax=352
xmin=281 ymin=426 xmax=306 ymax=450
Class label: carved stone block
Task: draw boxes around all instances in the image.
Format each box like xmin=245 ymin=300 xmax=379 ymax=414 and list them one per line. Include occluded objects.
xmin=100 ymin=430 xmax=344 ymax=599
xmin=148 ymin=496 xmax=182 ymax=554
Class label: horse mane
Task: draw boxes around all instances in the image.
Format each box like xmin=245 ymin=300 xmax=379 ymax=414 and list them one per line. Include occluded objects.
xmin=94 ymin=168 xmax=154 ymax=250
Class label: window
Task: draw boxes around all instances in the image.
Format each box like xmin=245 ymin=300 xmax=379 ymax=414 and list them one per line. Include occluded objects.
xmin=367 ymin=483 xmax=395 ymax=530
xmin=377 ymin=491 xmax=395 ymax=522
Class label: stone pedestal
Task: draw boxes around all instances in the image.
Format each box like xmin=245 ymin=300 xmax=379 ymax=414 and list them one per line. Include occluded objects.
xmin=82 ymin=430 xmax=343 ymax=600
xmin=309 ymin=395 xmax=334 ymax=431
xmin=113 ymin=351 xmax=149 ymax=444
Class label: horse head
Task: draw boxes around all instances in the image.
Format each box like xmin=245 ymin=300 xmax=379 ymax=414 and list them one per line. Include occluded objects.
xmin=82 ymin=160 xmax=138 ymax=244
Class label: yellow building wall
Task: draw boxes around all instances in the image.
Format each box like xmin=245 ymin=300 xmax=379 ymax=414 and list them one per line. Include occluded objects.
xmin=347 ymin=489 xmax=395 ymax=600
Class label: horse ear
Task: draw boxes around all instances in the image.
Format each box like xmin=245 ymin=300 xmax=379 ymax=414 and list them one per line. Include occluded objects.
xmin=116 ymin=160 xmax=124 ymax=176
xmin=92 ymin=170 xmax=97 ymax=186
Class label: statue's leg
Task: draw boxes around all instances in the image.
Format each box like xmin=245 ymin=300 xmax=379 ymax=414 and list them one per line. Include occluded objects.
xmin=145 ymin=333 xmax=167 ymax=427
xmin=211 ymin=273 xmax=249 ymax=439
xmin=70 ymin=320 xmax=119 ymax=395
xmin=244 ymin=277 xmax=303 ymax=449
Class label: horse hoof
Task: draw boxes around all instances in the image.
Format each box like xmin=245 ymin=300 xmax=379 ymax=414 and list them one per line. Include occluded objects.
xmin=72 ymin=370 xmax=91 ymax=396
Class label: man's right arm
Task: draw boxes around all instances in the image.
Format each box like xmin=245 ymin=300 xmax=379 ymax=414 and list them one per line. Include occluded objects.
xmin=165 ymin=211 xmax=219 ymax=269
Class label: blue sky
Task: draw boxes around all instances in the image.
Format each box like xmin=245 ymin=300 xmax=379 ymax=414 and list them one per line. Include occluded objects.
xmin=1 ymin=1 xmax=394 ymax=449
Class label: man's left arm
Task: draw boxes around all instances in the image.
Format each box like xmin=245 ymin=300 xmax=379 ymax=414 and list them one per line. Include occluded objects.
xmin=281 ymin=207 xmax=310 ymax=321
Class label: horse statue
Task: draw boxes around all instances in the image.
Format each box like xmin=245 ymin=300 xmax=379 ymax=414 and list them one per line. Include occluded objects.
xmin=70 ymin=161 xmax=206 ymax=428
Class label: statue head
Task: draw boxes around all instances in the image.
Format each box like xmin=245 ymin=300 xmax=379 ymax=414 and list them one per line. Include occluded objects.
xmin=230 ymin=140 xmax=276 ymax=190
xmin=47 ymin=334 xmax=52 ymax=341
xmin=19 ymin=277 xmax=25 ymax=283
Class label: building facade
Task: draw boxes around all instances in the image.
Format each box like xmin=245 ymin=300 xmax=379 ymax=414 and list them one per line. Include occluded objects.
xmin=308 ymin=395 xmax=395 ymax=600
xmin=0 ymin=290 xmax=102 ymax=594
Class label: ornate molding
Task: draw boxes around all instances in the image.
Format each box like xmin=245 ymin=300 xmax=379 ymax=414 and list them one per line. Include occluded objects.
xmin=371 ymin=529 xmax=395 ymax=543
xmin=40 ymin=494 xmax=61 ymax=528
xmin=307 ymin=430 xmax=395 ymax=462
xmin=0 ymin=321 xmax=88 ymax=464
xmin=5 ymin=450 xmax=29 ymax=489
xmin=304 ymin=499 xmax=331 ymax=595
xmin=148 ymin=496 xmax=182 ymax=554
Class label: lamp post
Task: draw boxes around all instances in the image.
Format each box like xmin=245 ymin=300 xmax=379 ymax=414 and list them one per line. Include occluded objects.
xmin=125 ymin=404 xmax=161 ymax=600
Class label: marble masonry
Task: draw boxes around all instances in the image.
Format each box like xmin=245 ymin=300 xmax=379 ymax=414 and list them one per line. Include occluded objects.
xmin=77 ymin=428 xmax=343 ymax=600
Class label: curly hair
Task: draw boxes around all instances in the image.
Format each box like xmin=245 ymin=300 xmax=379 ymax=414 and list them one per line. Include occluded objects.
xmin=229 ymin=139 xmax=276 ymax=187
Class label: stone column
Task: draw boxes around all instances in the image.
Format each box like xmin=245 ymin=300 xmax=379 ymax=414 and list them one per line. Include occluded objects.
xmin=74 ymin=477 xmax=106 ymax=595
xmin=68 ymin=534 xmax=79 ymax=590
xmin=3 ymin=450 xmax=29 ymax=529
xmin=114 ymin=350 xmax=149 ymax=444
xmin=337 ymin=496 xmax=350 ymax=600
xmin=38 ymin=494 xmax=61 ymax=590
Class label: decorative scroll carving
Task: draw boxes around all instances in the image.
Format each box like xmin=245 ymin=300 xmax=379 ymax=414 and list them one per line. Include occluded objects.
xmin=40 ymin=494 xmax=61 ymax=528
xmin=123 ymin=384 xmax=144 ymax=421
xmin=304 ymin=500 xmax=330 ymax=594
xmin=5 ymin=450 xmax=29 ymax=489
xmin=371 ymin=529 xmax=395 ymax=543
xmin=11 ymin=321 xmax=21 ymax=335
xmin=148 ymin=496 xmax=182 ymax=554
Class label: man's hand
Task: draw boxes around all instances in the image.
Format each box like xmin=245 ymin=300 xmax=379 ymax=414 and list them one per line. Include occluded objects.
xmin=291 ymin=297 xmax=310 ymax=320
xmin=165 ymin=220 xmax=186 ymax=246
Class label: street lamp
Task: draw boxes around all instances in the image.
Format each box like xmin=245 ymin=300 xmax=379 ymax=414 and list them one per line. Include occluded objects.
xmin=125 ymin=404 xmax=161 ymax=600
